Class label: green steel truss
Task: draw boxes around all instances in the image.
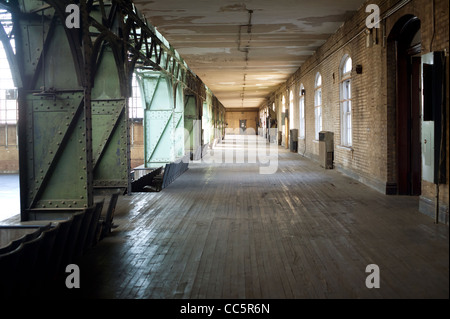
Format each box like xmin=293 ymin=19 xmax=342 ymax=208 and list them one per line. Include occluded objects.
xmin=139 ymin=71 xmax=185 ymax=167
xmin=1 ymin=0 xmax=225 ymax=220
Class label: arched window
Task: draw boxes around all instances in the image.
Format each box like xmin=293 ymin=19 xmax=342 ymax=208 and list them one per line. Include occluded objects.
xmin=299 ymin=84 xmax=305 ymax=139
xmin=340 ymin=56 xmax=352 ymax=146
xmin=289 ymin=90 xmax=294 ymax=128
xmin=314 ymin=72 xmax=322 ymax=140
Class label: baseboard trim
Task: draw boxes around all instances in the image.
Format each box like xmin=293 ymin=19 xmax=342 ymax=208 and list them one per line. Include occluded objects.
xmin=334 ymin=165 xmax=387 ymax=194
xmin=419 ymin=196 xmax=449 ymax=225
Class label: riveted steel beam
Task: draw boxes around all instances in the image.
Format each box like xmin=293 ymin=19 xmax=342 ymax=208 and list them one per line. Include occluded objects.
xmin=20 ymin=92 xmax=90 ymax=213
xmin=6 ymin=0 xmax=92 ymax=220
xmin=139 ymin=71 xmax=185 ymax=167
xmin=3 ymin=0 xmax=226 ymax=218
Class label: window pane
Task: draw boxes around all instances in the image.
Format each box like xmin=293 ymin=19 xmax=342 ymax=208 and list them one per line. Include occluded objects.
xmin=289 ymin=91 xmax=294 ymax=128
xmin=316 ymin=74 xmax=322 ymax=87
xmin=343 ymin=57 xmax=352 ymax=74
xmin=347 ymin=111 xmax=352 ymax=146
xmin=346 ymin=80 xmax=351 ymax=99
xmin=319 ymin=108 xmax=322 ymax=131
xmin=128 ymin=74 xmax=144 ymax=119
xmin=340 ymin=74 xmax=352 ymax=146
xmin=341 ymin=101 xmax=352 ymax=146
xmin=299 ymin=97 xmax=305 ymax=138
xmin=315 ymin=88 xmax=321 ymax=106
xmin=315 ymin=106 xmax=322 ymax=140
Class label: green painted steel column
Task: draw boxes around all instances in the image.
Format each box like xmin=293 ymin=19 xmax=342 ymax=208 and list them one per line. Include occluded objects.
xmin=140 ymin=70 xmax=185 ymax=168
xmin=91 ymin=45 xmax=130 ymax=193
xmin=10 ymin=1 xmax=94 ymax=220
xmin=8 ymin=0 xmax=135 ymax=219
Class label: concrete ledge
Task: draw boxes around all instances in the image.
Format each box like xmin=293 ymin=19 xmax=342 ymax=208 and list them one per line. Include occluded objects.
xmin=0 ymin=170 xmax=19 ymax=174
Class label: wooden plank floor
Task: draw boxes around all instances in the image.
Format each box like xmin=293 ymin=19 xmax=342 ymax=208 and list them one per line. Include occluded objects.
xmin=52 ymin=135 xmax=448 ymax=299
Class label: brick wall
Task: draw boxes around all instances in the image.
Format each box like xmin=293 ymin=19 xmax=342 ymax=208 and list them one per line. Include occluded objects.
xmin=130 ymin=121 xmax=145 ymax=169
xmin=0 ymin=148 xmax=18 ymax=173
xmin=263 ymin=0 xmax=449 ymax=221
xmin=225 ymin=109 xmax=259 ymax=134
xmin=0 ymin=124 xmax=19 ymax=173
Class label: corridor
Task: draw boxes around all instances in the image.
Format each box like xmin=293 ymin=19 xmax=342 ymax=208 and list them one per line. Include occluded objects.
xmin=50 ymin=136 xmax=449 ymax=299
xmin=0 ymin=0 xmax=448 ymax=306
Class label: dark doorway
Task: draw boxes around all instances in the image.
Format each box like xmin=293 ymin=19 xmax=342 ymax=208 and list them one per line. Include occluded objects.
xmin=239 ymin=120 xmax=247 ymax=134
xmin=391 ymin=16 xmax=422 ymax=195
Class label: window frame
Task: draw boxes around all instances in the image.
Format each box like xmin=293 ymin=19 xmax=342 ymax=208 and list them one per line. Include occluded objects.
xmin=314 ymin=72 xmax=322 ymax=141
xmin=340 ymin=56 xmax=353 ymax=147
xmin=299 ymin=84 xmax=305 ymax=139
xmin=289 ymin=90 xmax=294 ymax=129
xmin=128 ymin=73 xmax=144 ymax=120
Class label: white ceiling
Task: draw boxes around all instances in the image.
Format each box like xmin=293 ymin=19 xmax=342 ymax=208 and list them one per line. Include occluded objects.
xmin=133 ymin=0 xmax=367 ymax=109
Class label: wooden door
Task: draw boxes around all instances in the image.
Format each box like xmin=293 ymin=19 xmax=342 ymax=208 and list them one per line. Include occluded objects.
xmin=396 ymin=50 xmax=421 ymax=195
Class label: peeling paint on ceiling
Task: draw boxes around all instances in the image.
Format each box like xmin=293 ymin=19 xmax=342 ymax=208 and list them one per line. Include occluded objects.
xmin=133 ymin=0 xmax=367 ymax=109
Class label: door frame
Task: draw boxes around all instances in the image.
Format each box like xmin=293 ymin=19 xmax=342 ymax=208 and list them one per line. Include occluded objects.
xmin=387 ymin=15 xmax=422 ymax=195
